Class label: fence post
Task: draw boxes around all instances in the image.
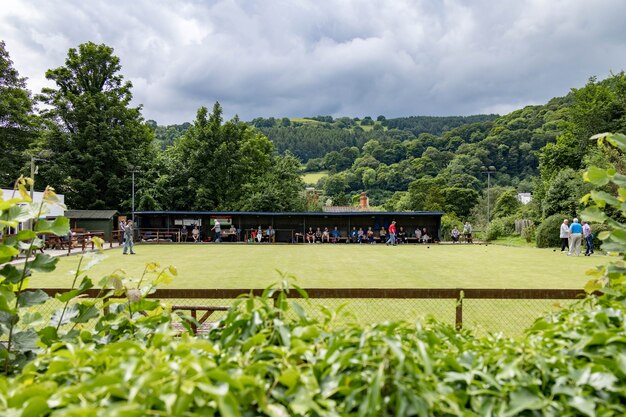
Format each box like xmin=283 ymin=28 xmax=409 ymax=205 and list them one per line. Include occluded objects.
xmin=455 ymin=289 xmax=463 ymax=330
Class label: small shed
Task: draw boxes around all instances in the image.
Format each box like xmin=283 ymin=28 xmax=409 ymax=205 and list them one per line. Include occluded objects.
xmin=64 ymin=210 xmax=118 ymax=241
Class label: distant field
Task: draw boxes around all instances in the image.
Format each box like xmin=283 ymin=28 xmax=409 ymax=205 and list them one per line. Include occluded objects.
xmin=302 ymin=170 xmax=329 ymax=184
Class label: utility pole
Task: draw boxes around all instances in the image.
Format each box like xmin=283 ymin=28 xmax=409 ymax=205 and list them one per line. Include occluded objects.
xmin=480 ymin=166 xmax=497 ymax=223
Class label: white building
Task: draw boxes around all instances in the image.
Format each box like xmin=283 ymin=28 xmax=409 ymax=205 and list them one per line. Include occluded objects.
xmin=517 ymin=192 xmax=532 ymax=205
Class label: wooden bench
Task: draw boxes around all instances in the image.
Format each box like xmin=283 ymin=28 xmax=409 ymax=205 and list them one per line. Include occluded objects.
xmin=171 ymin=305 xmax=230 ymax=335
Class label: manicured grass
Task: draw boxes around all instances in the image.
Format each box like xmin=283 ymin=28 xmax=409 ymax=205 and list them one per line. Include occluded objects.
xmin=28 ymin=244 xmax=605 ymax=336
xmin=30 ymin=243 xmax=601 ymax=290
xmin=301 ymin=170 xmax=329 ymax=185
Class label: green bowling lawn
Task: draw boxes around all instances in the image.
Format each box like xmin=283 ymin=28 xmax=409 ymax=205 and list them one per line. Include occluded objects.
xmin=30 ymin=243 xmax=601 ymax=289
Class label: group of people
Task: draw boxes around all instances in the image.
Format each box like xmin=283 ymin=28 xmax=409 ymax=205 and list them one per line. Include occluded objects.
xmin=303 ymin=223 xmax=433 ymax=245
xmin=560 ymin=218 xmax=593 ymax=256
xmin=250 ymin=226 xmax=276 ymax=243
xmin=450 ymin=222 xmax=473 ymax=244
xmin=118 ymin=219 xmax=136 ymax=255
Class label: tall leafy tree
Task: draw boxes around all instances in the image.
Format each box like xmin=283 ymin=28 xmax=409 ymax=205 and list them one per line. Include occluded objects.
xmin=161 ymin=103 xmax=305 ymax=211
xmin=0 ymin=41 xmax=37 ymax=187
xmin=37 ymin=42 xmax=155 ymax=210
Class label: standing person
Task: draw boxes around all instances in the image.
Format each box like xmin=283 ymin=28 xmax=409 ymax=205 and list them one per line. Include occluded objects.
xmin=568 ymin=218 xmax=583 ymax=256
xmin=463 ymin=222 xmax=473 ymax=243
xmin=583 ymin=221 xmax=594 ymax=256
xmin=211 ymin=220 xmax=221 ymax=243
xmin=451 ymin=226 xmax=460 ymax=243
xmin=118 ymin=219 xmax=126 ymax=245
xmin=122 ymin=220 xmax=135 ymax=255
xmin=266 ymin=225 xmax=275 ymax=243
xmin=386 ymin=221 xmax=397 ymax=246
xmin=559 ymin=219 xmax=570 ymax=252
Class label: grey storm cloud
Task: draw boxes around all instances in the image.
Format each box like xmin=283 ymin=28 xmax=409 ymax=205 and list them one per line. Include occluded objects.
xmin=2 ymin=0 xmax=626 ymax=124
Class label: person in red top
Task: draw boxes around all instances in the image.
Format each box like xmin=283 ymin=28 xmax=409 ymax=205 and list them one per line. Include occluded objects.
xmin=387 ymin=221 xmax=397 ymax=246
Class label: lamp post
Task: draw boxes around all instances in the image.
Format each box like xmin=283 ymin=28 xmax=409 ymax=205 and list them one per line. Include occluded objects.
xmin=480 ymin=166 xmax=497 ymax=222
xmin=28 ymin=156 xmax=47 ymax=230
xmin=129 ymin=168 xmax=140 ymax=222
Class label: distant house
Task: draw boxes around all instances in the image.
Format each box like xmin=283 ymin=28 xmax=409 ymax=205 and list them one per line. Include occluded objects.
xmin=1 ymin=189 xmax=65 ymax=235
xmin=64 ymin=210 xmax=118 ymax=242
xmin=517 ymin=193 xmax=532 ymax=205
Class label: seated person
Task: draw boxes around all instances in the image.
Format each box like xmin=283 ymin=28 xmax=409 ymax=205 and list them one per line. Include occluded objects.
xmin=451 ymin=226 xmax=460 ymax=243
xmin=397 ymin=226 xmax=406 ymax=243
xmin=306 ymin=227 xmax=315 ymax=243
xmin=414 ymin=227 xmax=422 ymax=242
xmin=350 ymin=226 xmax=358 ymax=243
xmin=315 ymin=227 xmax=322 ymax=243
xmin=256 ymin=226 xmax=263 ymax=243
xmin=181 ymin=227 xmax=188 ymax=242
xmin=251 ymin=229 xmax=257 ymax=242
xmin=322 ymin=227 xmax=330 ymax=243
xmin=367 ymin=227 xmax=374 ymax=244
xmin=379 ymin=226 xmax=387 ymax=242
xmin=357 ymin=227 xmax=364 ymax=243
xmin=330 ymin=226 xmax=340 ymax=243
xmin=422 ymin=230 xmax=431 ymax=244
xmin=192 ymin=226 xmax=200 ymax=242
xmin=229 ymin=225 xmax=237 ymax=242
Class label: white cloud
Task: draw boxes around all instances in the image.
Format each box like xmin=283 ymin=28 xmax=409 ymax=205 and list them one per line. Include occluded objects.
xmin=1 ymin=0 xmax=626 ymax=124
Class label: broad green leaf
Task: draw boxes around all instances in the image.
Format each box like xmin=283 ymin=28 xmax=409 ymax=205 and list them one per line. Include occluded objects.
xmin=590 ymin=190 xmax=620 ymax=207
xmin=218 ymin=392 xmax=242 ymax=417
xmin=569 ymin=396 xmax=596 ymax=417
xmin=609 ymin=229 xmax=626 ymax=245
xmin=583 ymin=166 xmax=610 ymax=186
xmin=18 ymin=289 xmax=49 ymax=307
xmin=0 ymin=197 xmax=28 ymax=211
xmin=606 ymin=132 xmax=626 ymax=153
xmin=580 ymin=206 xmax=608 ymax=223
xmin=613 ymin=173 xmax=626 ymax=188
xmin=38 ymin=326 xmax=59 ymax=347
xmin=71 ymin=303 xmax=100 ymax=323
xmin=34 ymin=216 xmax=69 ymax=236
xmin=12 ymin=328 xmax=39 ymax=351
xmin=0 ymin=264 xmax=22 ymax=283
xmin=55 ymin=277 xmax=94 ymax=303
xmin=3 ymin=229 xmax=37 ymax=246
xmin=29 ymin=253 xmax=59 ymax=272
xmin=0 ymin=245 xmax=19 ymax=263
xmin=597 ymin=231 xmax=611 ymax=240
xmin=21 ymin=396 xmax=50 ymax=417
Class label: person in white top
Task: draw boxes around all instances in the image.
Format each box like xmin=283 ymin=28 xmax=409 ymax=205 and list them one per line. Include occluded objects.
xmin=559 ymin=219 xmax=570 ymax=252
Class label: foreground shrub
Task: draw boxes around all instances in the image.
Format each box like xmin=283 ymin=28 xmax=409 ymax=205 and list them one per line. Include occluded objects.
xmin=2 ymin=283 xmax=626 ymax=416
xmin=536 ymin=213 xmax=569 ymax=247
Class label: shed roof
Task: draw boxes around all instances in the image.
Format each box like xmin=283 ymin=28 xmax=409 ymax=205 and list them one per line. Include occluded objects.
xmin=64 ymin=210 xmax=118 ymax=220
xmin=134 ymin=211 xmax=444 ymax=217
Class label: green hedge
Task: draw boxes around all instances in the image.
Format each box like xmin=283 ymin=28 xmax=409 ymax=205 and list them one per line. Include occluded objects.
xmin=536 ymin=213 xmax=568 ymax=248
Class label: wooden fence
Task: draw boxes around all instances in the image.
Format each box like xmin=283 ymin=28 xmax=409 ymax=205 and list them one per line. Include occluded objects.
xmin=40 ymin=287 xmax=591 ymax=331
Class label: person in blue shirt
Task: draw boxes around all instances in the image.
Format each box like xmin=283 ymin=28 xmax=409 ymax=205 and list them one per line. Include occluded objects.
xmin=568 ymin=218 xmax=583 ymax=256
xmin=331 ymin=226 xmax=341 ymax=243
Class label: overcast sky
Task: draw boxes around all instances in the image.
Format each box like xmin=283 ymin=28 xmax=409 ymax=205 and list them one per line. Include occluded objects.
xmin=2 ymin=0 xmax=626 ymax=124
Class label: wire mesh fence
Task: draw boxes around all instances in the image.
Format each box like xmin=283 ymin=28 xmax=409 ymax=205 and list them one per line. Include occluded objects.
xmin=4 ymin=288 xmax=588 ymax=339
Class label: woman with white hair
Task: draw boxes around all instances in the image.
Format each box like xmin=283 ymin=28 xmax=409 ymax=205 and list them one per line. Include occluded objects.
xmin=568 ymin=218 xmax=583 ymax=256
